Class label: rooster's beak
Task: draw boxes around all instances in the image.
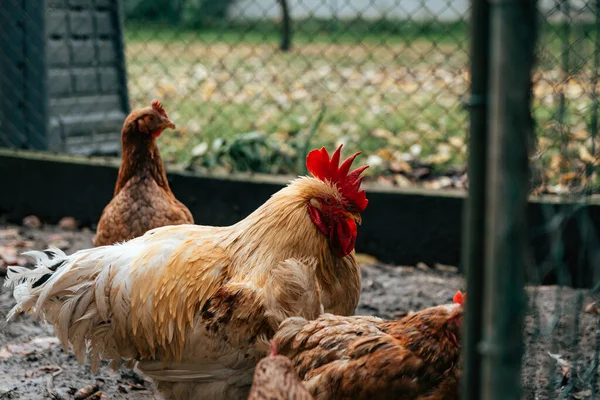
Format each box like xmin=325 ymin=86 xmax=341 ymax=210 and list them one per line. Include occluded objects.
xmin=346 ymin=212 xmax=362 ymax=225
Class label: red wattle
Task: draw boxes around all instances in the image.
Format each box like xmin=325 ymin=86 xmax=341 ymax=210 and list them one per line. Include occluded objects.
xmin=448 ymin=331 xmax=461 ymax=348
xmin=329 ymin=218 xmax=357 ymax=257
xmin=308 ymin=206 xmax=328 ymax=235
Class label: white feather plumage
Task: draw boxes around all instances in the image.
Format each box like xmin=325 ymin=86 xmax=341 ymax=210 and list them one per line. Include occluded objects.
xmin=4 ymin=232 xmax=182 ymax=370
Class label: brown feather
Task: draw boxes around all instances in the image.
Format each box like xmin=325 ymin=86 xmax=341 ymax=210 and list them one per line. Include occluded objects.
xmin=275 ymin=303 xmax=463 ymax=400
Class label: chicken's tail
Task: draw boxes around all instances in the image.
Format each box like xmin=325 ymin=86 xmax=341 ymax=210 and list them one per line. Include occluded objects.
xmin=6 ymin=247 xmax=72 ymax=317
xmin=4 ymin=244 xmax=136 ymax=370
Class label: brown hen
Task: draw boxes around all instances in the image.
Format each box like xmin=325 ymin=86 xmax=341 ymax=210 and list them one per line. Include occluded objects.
xmin=94 ymin=100 xmax=193 ymax=246
xmin=248 ymin=342 xmax=314 ymax=400
xmin=274 ymin=292 xmax=466 ymax=400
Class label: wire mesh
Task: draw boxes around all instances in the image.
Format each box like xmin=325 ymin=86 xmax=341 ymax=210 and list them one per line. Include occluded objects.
xmin=522 ymin=2 xmax=600 ymax=397
xmin=0 ymin=1 xmax=598 ymax=399
xmin=0 ymin=0 xmax=597 ymax=194
xmin=122 ymin=0 xmax=472 ymax=182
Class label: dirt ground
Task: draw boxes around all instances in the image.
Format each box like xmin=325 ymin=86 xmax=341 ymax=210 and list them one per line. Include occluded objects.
xmin=0 ymin=221 xmax=598 ymax=399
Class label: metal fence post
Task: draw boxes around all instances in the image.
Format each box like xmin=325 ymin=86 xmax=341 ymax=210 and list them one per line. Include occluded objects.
xmin=278 ymin=0 xmax=291 ymax=51
xmin=480 ymin=0 xmax=538 ymax=398
xmin=588 ymin=0 xmax=600 ymax=194
xmin=462 ymin=0 xmax=490 ymax=397
xmin=113 ymin=0 xmax=131 ymax=117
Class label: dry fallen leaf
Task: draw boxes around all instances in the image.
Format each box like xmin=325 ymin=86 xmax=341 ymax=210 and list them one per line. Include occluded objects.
xmin=548 ymin=154 xmax=567 ymax=174
xmin=412 ymin=167 xmax=431 ymax=180
xmin=410 ymin=144 xmax=422 ymax=157
xmin=424 ymin=177 xmax=454 ymax=190
xmin=73 ymin=384 xmax=101 ymax=400
xmin=546 ymin=184 xmax=570 ymax=195
xmin=393 ymin=174 xmax=413 ymax=187
xmin=584 ymin=302 xmax=600 ymax=314
xmin=435 ymin=263 xmax=459 ymax=273
xmin=0 ymin=337 xmax=61 ymax=358
xmin=58 ymin=217 xmax=78 ymax=231
xmin=559 ymin=172 xmax=578 ymax=185
xmin=375 ymin=148 xmax=395 ymax=161
xmin=126 ymin=382 xmax=147 ymax=391
xmin=191 ymin=142 xmax=209 ymax=157
xmin=376 ymin=176 xmax=395 ymax=186
xmin=0 ymin=348 xmax=12 ymax=360
xmin=355 ymin=253 xmax=379 ymax=265
xmin=424 ymin=153 xmax=452 ymax=165
xmin=570 ymin=129 xmax=589 ymax=140
xmin=7 ymin=239 xmax=35 ymax=249
xmin=367 ymin=155 xmax=385 ymax=168
xmin=47 ymin=234 xmax=71 ymax=250
xmin=416 ymin=262 xmax=430 ymax=271
xmin=22 ymin=215 xmax=41 ymax=229
xmin=0 ymin=244 xmax=18 ymax=264
xmin=39 ymin=365 xmax=64 ymax=377
xmin=0 ymin=228 xmax=20 ymax=240
xmin=389 ymin=159 xmax=412 ymax=174
xmin=574 ymin=390 xmax=592 ymax=399
xmin=448 ymin=136 xmax=464 ymax=148
xmin=371 ymin=128 xmax=393 ymax=139
xmin=579 ymin=146 xmax=597 ymax=164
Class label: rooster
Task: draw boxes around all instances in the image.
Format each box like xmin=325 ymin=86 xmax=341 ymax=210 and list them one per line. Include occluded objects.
xmin=274 ymin=291 xmax=466 ymax=400
xmin=5 ymin=145 xmax=368 ymax=400
xmin=93 ymin=100 xmax=194 ymax=247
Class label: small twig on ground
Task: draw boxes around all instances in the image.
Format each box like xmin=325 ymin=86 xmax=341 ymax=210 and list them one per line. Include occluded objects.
xmin=39 ymin=365 xmax=63 ymax=377
xmin=45 ymin=373 xmax=64 ymax=400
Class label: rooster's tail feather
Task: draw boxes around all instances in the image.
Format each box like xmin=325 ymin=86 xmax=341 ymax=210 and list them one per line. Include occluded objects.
xmin=4 ymin=245 xmax=135 ymax=370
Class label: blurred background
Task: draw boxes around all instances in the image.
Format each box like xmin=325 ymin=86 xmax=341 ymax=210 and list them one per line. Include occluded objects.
xmin=1 ymin=0 xmax=598 ymax=194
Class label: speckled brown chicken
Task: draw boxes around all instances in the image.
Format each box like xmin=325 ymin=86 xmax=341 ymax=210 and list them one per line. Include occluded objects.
xmin=248 ymin=342 xmax=314 ymax=400
xmin=93 ymin=100 xmax=194 ymax=247
xmin=273 ymin=292 xmax=466 ymax=400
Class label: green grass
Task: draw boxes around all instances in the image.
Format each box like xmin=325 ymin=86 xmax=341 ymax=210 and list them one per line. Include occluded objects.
xmin=123 ymin=21 xmax=600 ymax=193
xmin=125 ymin=19 xmax=469 ymax=46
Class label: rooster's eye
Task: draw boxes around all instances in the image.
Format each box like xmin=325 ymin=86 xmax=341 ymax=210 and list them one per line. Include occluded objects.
xmin=324 ymin=198 xmax=332 ymax=204
xmin=348 ymin=204 xmax=356 ymax=211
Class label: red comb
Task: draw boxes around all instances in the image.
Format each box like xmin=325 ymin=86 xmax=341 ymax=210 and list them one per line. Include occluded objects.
xmin=151 ymin=99 xmax=168 ymax=118
xmin=453 ymin=291 xmax=466 ymax=306
xmin=269 ymin=340 xmax=278 ymax=357
xmin=306 ymin=145 xmax=369 ymax=212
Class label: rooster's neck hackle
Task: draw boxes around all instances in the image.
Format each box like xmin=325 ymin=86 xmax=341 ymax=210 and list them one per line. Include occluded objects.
xmin=225 ymin=176 xmax=361 ymax=315
xmin=114 ymin=119 xmax=170 ymax=196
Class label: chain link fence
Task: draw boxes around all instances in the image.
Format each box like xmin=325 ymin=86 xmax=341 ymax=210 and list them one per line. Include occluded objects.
xmin=0 ymin=0 xmax=596 ymax=194
xmin=0 ymin=1 xmax=599 ymax=398
xmin=123 ymin=0 xmax=472 ymax=185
